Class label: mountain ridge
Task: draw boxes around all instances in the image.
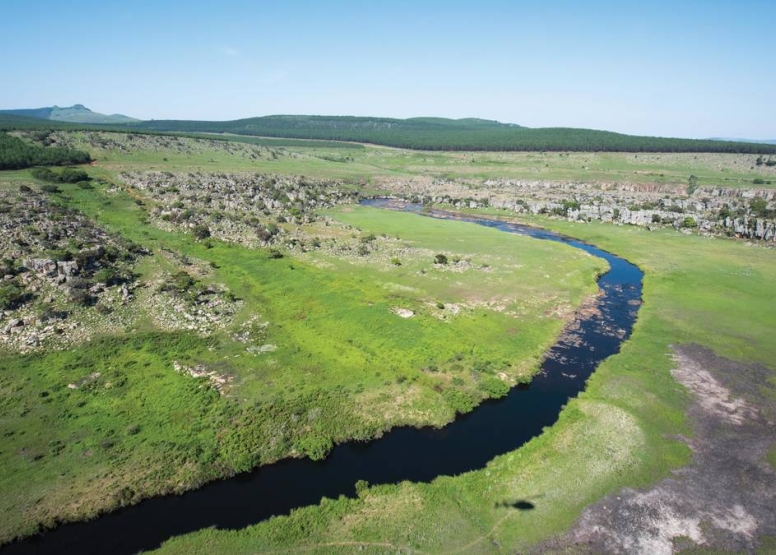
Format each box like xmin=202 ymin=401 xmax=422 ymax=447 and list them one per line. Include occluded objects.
xmin=0 ymin=104 xmax=139 ymax=124
xmin=2 ymin=106 xmax=775 ymax=154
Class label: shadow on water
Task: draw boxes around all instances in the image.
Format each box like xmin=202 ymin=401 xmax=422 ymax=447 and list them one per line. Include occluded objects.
xmin=2 ymin=200 xmax=643 ymax=555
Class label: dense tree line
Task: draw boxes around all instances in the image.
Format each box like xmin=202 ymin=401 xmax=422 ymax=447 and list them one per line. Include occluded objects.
xmin=0 ymin=132 xmax=92 ymax=170
xmin=131 ymin=115 xmax=776 ymax=154
xmin=4 ymin=112 xmax=776 ymax=154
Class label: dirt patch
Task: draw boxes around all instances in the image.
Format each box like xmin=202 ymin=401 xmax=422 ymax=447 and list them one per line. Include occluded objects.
xmin=537 ymin=344 xmax=776 ymax=554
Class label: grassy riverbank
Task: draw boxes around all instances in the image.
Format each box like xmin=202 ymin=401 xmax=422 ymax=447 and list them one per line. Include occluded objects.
xmin=2 ymin=131 xmax=774 ymax=551
xmin=0 ymin=170 xmax=602 ymax=543
xmin=151 ymin=213 xmax=776 ymax=554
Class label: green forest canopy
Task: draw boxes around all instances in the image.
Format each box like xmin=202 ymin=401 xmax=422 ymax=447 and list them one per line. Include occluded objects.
xmin=2 ymin=112 xmax=776 ymax=154
xmin=0 ymin=132 xmax=92 ymax=170
xmin=129 ymin=115 xmax=776 ymax=154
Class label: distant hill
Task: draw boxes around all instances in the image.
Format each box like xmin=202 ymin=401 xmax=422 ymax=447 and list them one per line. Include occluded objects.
xmin=131 ymin=115 xmax=776 ymax=154
xmin=0 ymin=104 xmax=139 ymax=124
xmin=709 ymin=137 xmax=776 ymax=145
xmin=2 ymin=108 xmax=775 ymax=154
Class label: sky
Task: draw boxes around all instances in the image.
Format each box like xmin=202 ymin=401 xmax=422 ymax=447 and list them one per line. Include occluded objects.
xmin=1 ymin=0 xmax=774 ymax=139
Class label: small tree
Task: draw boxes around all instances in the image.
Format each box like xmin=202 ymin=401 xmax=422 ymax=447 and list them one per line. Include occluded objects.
xmin=192 ymin=224 xmax=211 ymax=240
xmin=750 ymin=197 xmax=768 ymax=217
xmin=687 ymin=175 xmax=699 ymax=194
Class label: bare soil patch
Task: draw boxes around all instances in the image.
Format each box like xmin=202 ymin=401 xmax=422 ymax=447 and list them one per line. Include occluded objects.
xmin=537 ymin=344 xmax=776 ymax=554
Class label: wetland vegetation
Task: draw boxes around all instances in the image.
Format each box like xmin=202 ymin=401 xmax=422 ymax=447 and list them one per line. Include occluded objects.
xmin=0 ymin=127 xmax=774 ymax=554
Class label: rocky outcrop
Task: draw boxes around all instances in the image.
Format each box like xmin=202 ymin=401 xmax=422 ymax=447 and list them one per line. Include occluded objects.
xmin=384 ymin=178 xmax=776 ymax=243
xmin=120 ymin=171 xmax=361 ymax=247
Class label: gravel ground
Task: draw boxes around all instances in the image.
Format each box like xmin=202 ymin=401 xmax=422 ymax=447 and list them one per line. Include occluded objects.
xmin=537 ymin=344 xmax=776 ymax=554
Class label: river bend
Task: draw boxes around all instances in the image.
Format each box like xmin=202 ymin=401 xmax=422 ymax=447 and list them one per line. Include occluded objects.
xmin=3 ymin=200 xmax=643 ymax=555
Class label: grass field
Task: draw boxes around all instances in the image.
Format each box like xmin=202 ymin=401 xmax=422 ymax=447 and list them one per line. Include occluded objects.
xmin=151 ymin=211 xmax=776 ymax=555
xmin=0 ymin=165 xmax=602 ymax=543
xmin=1 ymin=130 xmax=774 ymax=552
xmin=33 ymin=131 xmax=776 ymax=188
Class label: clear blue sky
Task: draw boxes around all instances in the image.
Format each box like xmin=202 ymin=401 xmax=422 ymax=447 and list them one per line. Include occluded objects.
xmin=1 ymin=0 xmax=774 ymax=138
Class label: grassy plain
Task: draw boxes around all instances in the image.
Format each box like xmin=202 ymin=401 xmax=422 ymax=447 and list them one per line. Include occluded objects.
xmin=0 ymin=159 xmax=601 ymax=542
xmin=1 ymin=131 xmax=774 ymax=552
xmin=43 ymin=130 xmax=776 ymax=187
xmin=152 ymin=211 xmax=776 ymax=555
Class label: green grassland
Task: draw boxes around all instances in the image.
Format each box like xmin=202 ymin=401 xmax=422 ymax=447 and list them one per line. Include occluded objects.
xmin=0 ymin=165 xmax=602 ymax=542
xmin=36 ymin=130 xmax=776 ymax=188
xmin=151 ymin=211 xmax=776 ymax=555
xmin=1 ymin=130 xmax=775 ymax=552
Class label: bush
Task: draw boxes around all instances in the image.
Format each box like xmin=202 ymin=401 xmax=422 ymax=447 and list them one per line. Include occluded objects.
xmin=443 ymin=388 xmax=477 ymax=414
xmin=750 ymin=197 xmax=768 ymax=217
xmin=31 ymin=166 xmax=90 ymax=184
xmin=162 ymin=271 xmax=196 ymax=293
xmin=39 ymin=183 xmax=60 ymax=194
xmin=479 ymin=376 xmax=510 ymax=398
xmin=192 ymin=224 xmax=211 ymax=240
xmin=294 ymin=434 xmax=334 ymax=461
xmin=434 ymin=253 xmax=448 ymax=265
xmin=59 ymin=167 xmax=90 ymax=183
xmin=0 ymin=282 xmax=29 ymax=310
xmin=68 ymin=288 xmax=95 ymax=306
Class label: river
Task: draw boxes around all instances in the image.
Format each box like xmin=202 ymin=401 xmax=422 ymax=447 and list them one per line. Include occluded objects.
xmin=3 ymin=200 xmax=642 ymax=555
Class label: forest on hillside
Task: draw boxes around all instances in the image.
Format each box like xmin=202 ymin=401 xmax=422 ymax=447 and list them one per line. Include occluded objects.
xmin=131 ymin=115 xmax=776 ymax=154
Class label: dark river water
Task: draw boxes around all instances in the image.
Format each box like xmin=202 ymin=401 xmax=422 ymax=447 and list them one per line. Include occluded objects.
xmin=3 ymin=200 xmax=643 ymax=555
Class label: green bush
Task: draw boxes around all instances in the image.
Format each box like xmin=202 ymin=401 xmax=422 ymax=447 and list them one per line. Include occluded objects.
xmin=442 ymin=388 xmax=477 ymax=414
xmin=0 ymin=282 xmax=29 ymax=310
xmin=479 ymin=376 xmax=510 ymax=398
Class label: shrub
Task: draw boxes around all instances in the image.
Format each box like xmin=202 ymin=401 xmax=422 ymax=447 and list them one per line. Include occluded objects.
xmin=68 ymin=288 xmax=95 ymax=306
xmin=750 ymin=197 xmax=768 ymax=217
xmin=192 ymin=224 xmax=211 ymax=240
xmin=443 ymin=388 xmax=477 ymax=414
xmin=434 ymin=253 xmax=448 ymax=265
xmin=479 ymin=376 xmax=510 ymax=398
xmin=0 ymin=282 xmax=29 ymax=310
xmin=294 ymin=434 xmax=334 ymax=461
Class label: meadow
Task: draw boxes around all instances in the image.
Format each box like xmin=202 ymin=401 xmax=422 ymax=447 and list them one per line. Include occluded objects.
xmin=0 ymin=156 xmax=601 ymax=542
xmin=151 ymin=210 xmax=776 ymax=555
xmin=0 ymin=130 xmax=774 ymax=552
xmin=37 ymin=130 xmax=776 ymax=188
